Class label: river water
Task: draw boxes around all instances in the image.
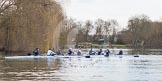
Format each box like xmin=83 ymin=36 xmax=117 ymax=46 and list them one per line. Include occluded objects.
xmin=0 ymin=53 xmax=162 ymax=81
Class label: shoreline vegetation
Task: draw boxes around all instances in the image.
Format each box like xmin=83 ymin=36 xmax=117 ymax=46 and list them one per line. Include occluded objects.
xmin=0 ymin=1 xmax=162 ymax=55
xmin=76 ymin=43 xmax=162 ymax=49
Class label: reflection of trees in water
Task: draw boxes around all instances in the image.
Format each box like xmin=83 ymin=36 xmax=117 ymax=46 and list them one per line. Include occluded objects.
xmin=48 ymin=58 xmax=61 ymax=70
xmin=1 ymin=58 xmax=62 ymax=71
xmin=0 ymin=58 xmax=63 ymax=81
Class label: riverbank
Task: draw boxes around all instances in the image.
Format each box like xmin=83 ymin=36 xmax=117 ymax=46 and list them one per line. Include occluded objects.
xmin=76 ymin=43 xmax=162 ymax=49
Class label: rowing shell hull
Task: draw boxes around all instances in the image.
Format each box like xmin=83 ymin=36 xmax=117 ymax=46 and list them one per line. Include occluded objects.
xmin=5 ymin=56 xmax=84 ymax=59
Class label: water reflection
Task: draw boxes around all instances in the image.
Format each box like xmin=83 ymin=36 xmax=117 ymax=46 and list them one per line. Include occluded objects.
xmin=0 ymin=57 xmax=63 ymax=81
xmin=0 ymin=54 xmax=162 ymax=81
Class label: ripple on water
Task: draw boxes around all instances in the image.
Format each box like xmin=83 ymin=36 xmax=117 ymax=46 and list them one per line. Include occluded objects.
xmin=0 ymin=55 xmax=162 ymax=81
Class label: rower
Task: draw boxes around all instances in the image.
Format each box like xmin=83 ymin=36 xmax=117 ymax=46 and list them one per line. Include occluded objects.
xmin=98 ymin=49 xmax=103 ymax=55
xmin=77 ymin=48 xmax=82 ymax=56
xmin=33 ymin=48 xmax=40 ymax=56
xmin=105 ymin=49 xmax=110 ymax=57
xmin=47 ymin=48 xmax=55 ymax=56
xmin=56 ymin=49 xmax=62 ymax=55
xmin=68 ymin=48 xmax=74 ymax=56
xmin=89 ymin=49 xmax=96 ymax=55
xmin=118 ymin=50 xmax=123 ymax=55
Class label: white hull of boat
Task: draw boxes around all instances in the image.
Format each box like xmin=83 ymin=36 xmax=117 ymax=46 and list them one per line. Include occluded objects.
xmin=5 ymin=55 xmax=84 ymax=59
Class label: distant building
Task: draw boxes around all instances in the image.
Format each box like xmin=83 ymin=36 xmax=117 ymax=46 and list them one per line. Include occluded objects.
xmin=98 ymin=39 xmax=105 ymax=45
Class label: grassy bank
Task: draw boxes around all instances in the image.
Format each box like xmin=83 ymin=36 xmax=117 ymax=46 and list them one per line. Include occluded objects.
xmin=77 ymin=43 xmax=127 ymax=49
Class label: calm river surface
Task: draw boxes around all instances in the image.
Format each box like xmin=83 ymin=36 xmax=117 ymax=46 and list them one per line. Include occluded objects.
xmin=0 ymin=54 xmax=162 ymax=81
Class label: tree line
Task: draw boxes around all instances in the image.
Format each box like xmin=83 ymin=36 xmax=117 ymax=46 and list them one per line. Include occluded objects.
xmin=119 ymin=14 xmax=162 ymax=49
xmin=60 ymin=15 xmax=162 ymax=49
xmin=59 ymin=18 xmax=119 ymax=48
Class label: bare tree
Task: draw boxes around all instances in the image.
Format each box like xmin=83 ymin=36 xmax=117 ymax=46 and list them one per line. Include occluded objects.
xmin=84 ymin=20 xmax=93 ymax=42
xmin=104 ymin=21 xmax=111 ymax=36
xmin=128 ymin=15 xmax=151 ymax=48
xmin=108 ymin=20 xmax=118 ymax=44
xmin=94 ymin=19 xmax=105 ymax=40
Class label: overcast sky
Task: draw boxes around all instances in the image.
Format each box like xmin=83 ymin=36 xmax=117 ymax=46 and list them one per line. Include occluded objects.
xmin=61 ymin=0 xmax=162 ymax=28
